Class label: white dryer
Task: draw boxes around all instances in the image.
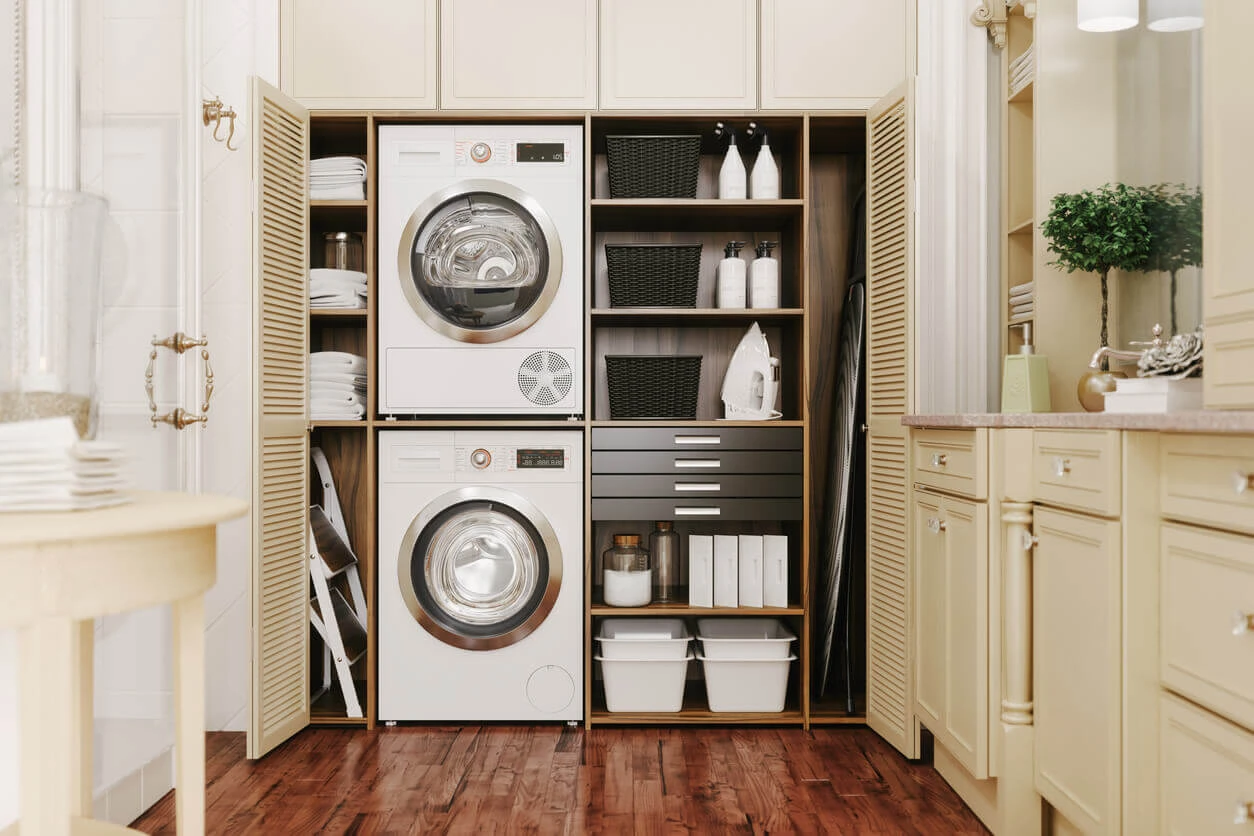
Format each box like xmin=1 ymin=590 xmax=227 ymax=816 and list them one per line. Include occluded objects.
xmin=378 ymin=124 xmax=584 ymax=416
xmin=378 ymin=430 xmax=583 ymax=722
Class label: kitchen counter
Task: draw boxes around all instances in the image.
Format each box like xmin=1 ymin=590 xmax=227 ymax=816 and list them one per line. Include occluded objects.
xmin=902 ymin=411 xmax=1254 ymax=433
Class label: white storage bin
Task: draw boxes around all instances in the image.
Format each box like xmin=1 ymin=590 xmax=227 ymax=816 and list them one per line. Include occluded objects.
xmin=698 ymin=653 xmax=795 ymax=712
xmin=597 ymin=654 xmax=692 ymax=712
xmin=696 ymin=618 xmax=797 ymax=659
xmin=597 ymin=618 xmax=692 ymax=660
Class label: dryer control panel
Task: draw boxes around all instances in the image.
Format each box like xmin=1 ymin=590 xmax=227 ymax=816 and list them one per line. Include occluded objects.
xmin=455 ymin=444 xmax=571 ymax=474
xmin=454 ymin=139 xmax=569 ymax=168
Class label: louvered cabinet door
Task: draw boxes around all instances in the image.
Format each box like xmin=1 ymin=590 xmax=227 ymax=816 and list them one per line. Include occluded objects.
xmin=248 ymin=78 xmax=310 ymax=760
xmin=865 ymin=81 xmax=916 ymax=758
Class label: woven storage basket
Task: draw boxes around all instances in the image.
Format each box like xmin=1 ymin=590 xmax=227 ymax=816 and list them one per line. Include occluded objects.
xmin=605 ymin=355 xmax=702 ymax=420
xmin=605 ymin=243 xmax=702 ymax=308
xmin=605 ymin=135 xmax=701 ymax=199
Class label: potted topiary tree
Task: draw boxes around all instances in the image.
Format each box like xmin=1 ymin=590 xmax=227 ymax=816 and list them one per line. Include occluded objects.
xmin=1142 ymin=183 xmax=1203 ymax=336
xmin=1041 ymin=182 xmax=1155 ymax=410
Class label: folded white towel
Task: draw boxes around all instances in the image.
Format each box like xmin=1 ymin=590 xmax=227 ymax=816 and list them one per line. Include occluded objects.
xmin=1009 ymin=282 xmax=1034 ymax=297
xmin=309 ymin=173 xmax=367 ymax=186
xmin=311 ymin=403 xmax=366 ymax=420
xmin=310 ymin=156 xmax=367 ymax=173
xmin=310 ymin=295 xmax=366 ymax=309
xmin=310 ymin=369 xmax=367 ymax=383
xmin=310 ymin=268 xmax=367 ymax=286
xmin=311 ymin=390 xmax=365 ymax=406
xmin=310 ymin=184 xmax=365 ymax=201
xmin=311 ymin=381 xmax=365 ymax=397
xmin=310 ymin=351 xmax=366 ymax=371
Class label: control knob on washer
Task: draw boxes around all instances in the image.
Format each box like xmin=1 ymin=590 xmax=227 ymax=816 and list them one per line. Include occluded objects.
xmin=470 ymin=142 xmax=491 ymax=163
xmin=471 ymin=448 xmax=492 ymax=469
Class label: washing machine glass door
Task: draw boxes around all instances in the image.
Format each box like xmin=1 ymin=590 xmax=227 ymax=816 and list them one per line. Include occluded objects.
xmin=398 ymin=486 xmax=563 ymax=650
xmin=398 ymin=179 xmax=562 ymax=344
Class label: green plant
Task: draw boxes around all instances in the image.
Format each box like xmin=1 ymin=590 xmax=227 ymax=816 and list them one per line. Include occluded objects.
xmin=1041 ymin=183 xmax=1154 ymax=367
xmin=1142 ymin=184 xmax=1203 ymax=336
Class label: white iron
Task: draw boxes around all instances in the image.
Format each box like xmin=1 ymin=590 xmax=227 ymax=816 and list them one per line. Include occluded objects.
xmin=721 ymin=322 xmax=782 ymax=420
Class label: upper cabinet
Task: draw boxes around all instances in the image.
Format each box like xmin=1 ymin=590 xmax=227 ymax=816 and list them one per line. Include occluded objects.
xmin=280 ymin=0 xmax=438 ymax=110
xmin=440 ymin=0 xmax=598 ymax=110
xmin=760 ymin=0 xmax=911 ymax=110
xmin=598 ymin=0 xmax=757 ymax=110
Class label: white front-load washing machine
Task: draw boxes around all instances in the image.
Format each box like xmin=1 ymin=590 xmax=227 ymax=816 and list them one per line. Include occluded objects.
xmin=378 ymin=430 xmax=583 ymax=721
xmin=378 ymin=124 xmax=583 ymax=416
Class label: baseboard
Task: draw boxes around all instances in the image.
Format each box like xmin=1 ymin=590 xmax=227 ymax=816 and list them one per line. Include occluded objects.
xmin=92 ymin=746 xmax=173 ymax=827
xmin=933 ymin=742 xmax=1000 ymax=833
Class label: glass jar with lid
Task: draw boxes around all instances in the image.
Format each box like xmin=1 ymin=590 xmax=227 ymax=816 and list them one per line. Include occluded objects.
xmin=601 ymin=533 xmax=651 ymax=607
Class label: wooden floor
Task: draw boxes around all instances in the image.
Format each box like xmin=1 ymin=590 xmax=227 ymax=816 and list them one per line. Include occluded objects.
xmin=133 ymin=727 xmax=988 ymax=835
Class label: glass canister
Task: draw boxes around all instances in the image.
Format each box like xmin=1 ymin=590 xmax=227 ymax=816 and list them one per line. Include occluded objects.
xmin=0 ymin=188 xmax=109 ymax=439
xmin=649 ymin=521 xmax=683 ymax=603
xmin=324 ymin=231 xmax=364 ymax=271
xmin=601 ymin=533 xmax=651 ymax=607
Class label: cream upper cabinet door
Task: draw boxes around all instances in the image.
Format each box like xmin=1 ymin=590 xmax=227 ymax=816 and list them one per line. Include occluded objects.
xmin=599 ymin=0 xmax=756 ymax=110
xmin=440 ymin=0 xmax=597 ymax=109
xmin=280 ymin=0 xmax=438 ymax=110
xmin=761 ymin=0 xmax=911 ymax=110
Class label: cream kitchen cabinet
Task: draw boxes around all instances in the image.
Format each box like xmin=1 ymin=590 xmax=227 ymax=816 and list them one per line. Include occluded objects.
xmin=280 ymin=0 xmax=438 ymax=110
xmin=598 ymin=0 xmax=757 ymax=110
xmin=760 ymin=0 xmax=912 ymax=110
xmin=440 ymin=0 xmax=597 ymax=110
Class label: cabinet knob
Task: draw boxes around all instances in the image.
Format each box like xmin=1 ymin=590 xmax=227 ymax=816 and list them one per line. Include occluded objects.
xmin=927 ymin=517 xmax=947 ymax=534
xmin=1233 ymin=611 xmax=1254 ymax=637
xmin=1234 ymin=800 xmax=1254 ymax=824
xmin=1234 ymin=471 xmax=1254 ymax=496
xmin=931 ymin=453 xmax=948 ymax=467
xmin=1020 ymin=530 xmax=1039 ymax=551
xmin=1052 ymin=456 xmax=1071 ymax=477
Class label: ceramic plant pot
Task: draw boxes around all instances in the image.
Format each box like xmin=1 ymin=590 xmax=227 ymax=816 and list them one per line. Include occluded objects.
xmin=1077 ymin=368 xmax=1128 ymax=412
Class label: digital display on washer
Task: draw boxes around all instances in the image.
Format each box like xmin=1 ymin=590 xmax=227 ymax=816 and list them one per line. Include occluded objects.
xmin=517 ymin=448 xmax=565 ymax=469
xmin=517 ymin=142 xmax=565 ymax=163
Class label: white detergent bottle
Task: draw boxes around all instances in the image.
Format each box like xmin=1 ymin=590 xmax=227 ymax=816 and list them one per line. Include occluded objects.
xmin=747 ymin=122 xmax=780 ymax=200
xmin=749 ymin=241 xmax=780 ymax=309
xmin=716 ymin=241 xmax=747 ymax=308
xmin=714 ymin=122 xmax=746 ymax=200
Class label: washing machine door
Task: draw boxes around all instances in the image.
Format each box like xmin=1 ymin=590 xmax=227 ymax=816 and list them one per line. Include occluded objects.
xmin=398 ymin=485 xmax=562 ymax=650
xmin=397 ymin=179 xmax=562 ymax=344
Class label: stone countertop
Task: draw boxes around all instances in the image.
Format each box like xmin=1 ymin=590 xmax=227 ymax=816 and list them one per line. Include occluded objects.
xmin=902 ymin=411 xmax=1254 ymax=433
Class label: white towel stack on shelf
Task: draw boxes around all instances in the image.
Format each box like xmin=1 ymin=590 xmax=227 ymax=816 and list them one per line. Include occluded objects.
xmin=311 ymin=351 xmax=367 ymax=421
xmin=1009 ymin=281 xmax=1035 ymax=323
xmin=0 ymin=417 xmax=130 ymax=511
xmin=310 ymin=156 xmax=367 ymax=201
xmin=1009 ymin=44 xmax=1035 ymax=98
xmin=310 ymin=268 xmax=367 ymax=309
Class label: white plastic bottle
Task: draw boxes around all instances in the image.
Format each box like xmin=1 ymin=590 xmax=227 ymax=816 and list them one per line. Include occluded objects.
xmin=714 ymin=122 xmax=746 ymax=200
xmin=748 ymin=122 xmax=780 ymax=200
xmin=749 ymin=241 xmax=779 ymax=309
xmin=716 ymin=241 xmax=747 ymax=309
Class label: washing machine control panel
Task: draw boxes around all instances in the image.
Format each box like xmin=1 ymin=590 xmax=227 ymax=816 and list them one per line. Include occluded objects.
xmin=455 ymin=445 xmax=569 ymax=473
xmin=454 ymin=139 xmax=568 ymax=168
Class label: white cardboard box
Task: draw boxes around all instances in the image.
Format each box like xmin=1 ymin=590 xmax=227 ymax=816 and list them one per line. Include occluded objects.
xmin=1103 ymin=376 xmax=1203 ymax=413
xmin=713 ymin=534 xmax=739 ymax=607
xmin=688 ymin=535 xmax=714 ymax=608
xmin=738 ymin=534 xmax=764 ymax=608
xmin=763 ymin=534 xmax=788 ymax=608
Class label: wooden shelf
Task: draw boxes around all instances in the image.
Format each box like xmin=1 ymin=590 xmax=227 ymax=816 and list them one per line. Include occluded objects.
xmin=590 ymin=199 xmax=804 ymax=232
xmin=808 ymin=691 xmax=867 ymax=726
xmin=1008 ymin=78 xmax=1034 ymax=103
xmin=590 ymin=683 xmax=804 ymax=726
xmin=373 ymin=418 xmax=582 ymax=428
xmin=310 ymin=308 xmax=368 ymax=320
xmin=310 ymin=199 xmax=367 ymax=208
xmin=310 ymin=420 xmax=368 ymax=428
xmin=591 ymin=604 xmax=805 ymax=617
xmin=310 ymin=684 xmax=368 ymax=726
xmin=591 ymin=308 xmax=804 ymax=327
xmin=1008 ymin=217 xmax=1034 ymax=236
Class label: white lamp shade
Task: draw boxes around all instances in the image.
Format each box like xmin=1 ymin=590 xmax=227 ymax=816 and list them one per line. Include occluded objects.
xmin=1077 ymin=0 xmax=1139 ymax=32
xmin=1147 ymin=0 xmax=1204 ymax=31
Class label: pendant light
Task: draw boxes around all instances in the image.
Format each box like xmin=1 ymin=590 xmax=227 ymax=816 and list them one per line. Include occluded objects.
xmin=1147 ymin=0 xmax=1204 ymax=31
xmin=1077 ymin=0 xmax=1138 ymax=32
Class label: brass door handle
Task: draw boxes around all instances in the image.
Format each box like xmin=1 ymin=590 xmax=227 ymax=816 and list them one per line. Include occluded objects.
xmin=146 ymin=334 xmax=214 ymax=429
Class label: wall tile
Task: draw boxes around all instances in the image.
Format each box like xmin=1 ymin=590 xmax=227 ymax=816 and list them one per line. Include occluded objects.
xmin=102 ymin=16 xmax=185 ymax=115
xmin=101 ymin=116 xmax=181 ymax=212
xmin=98 ymin=306 xmax=179 ymax=406
xmin=102 ymin=212 xmax=180 ymax=309
xmin=205 ymin=594 xmax=249 ymax=731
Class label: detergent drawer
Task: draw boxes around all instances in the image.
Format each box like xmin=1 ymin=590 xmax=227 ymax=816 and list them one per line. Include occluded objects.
xmin=591 ymin=427 xmax=803 ymax=451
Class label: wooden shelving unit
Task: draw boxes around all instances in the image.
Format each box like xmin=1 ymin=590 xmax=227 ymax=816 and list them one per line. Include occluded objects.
xmin=1003 ymin=4 xmax=1036 ymax=356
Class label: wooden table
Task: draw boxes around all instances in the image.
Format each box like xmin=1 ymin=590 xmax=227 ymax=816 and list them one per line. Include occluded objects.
xmin=0 ymin=491 xmax=248 ymax=836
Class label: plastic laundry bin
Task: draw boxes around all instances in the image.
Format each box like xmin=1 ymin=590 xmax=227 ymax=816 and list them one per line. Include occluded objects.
xmin=698 ymin=653 xmax=795 ymax=712
xmin=696 ymin=618 xmax=797 ymax=660
xmin=598 ymin=654 xmax=692 ymax=712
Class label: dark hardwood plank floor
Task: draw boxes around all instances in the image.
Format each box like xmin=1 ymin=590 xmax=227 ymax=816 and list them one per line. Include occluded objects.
xmin=132 ymin=727 xmax=988 ymax=835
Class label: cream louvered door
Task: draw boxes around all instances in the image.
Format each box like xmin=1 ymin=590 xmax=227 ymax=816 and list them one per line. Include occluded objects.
xmin=247 ymin=78 xmax=310 ymax=760
xmin=865 ymin=81 xmax=916 ymax=758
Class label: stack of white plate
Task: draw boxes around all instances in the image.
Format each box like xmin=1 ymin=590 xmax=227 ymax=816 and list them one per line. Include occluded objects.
xmin=0 ymin=417 xmax=130 ymax=511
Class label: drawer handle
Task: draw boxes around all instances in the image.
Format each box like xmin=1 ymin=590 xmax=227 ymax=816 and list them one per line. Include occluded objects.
xmin=674 ymin=458 xmax=721 ymax=469
xmin=931 ymin=453 xmax=948 ymax=467
xmin=1053 ymin=456 xmax=1071 ymax=477
xmin=675 ymin=507 xmax=721 ymax=516
xmin=1234 ymin=471 xmax=1254 ymax=496
xmin=927 ymin=517 xmax=947 ymax=534
xmin=675 ymin=435 xmax=720 ymax=446
xmin=1233 ymin=611 xmax=1254 ymax=636
xmin=1235 ymin=801 xmax=1254 ymax=824
xmin=675 ymin=482 xmax=721 ymax=492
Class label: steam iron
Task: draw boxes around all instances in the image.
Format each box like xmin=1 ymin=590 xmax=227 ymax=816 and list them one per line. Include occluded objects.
xmin=721 ymin=321 xmax=782 ymax=420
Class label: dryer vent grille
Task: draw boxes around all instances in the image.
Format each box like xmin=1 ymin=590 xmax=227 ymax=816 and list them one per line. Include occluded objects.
xmin=518 ymin=351 xmax=573 ymax=406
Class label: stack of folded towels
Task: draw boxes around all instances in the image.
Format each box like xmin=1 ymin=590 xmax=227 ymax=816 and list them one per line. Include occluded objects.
xmin=310 ymin=157 xmax=367 ymax=201
xmin=0 ymin=416 xmax=130 ymax=511
xmin=311 ymin=352 xmax=367 ymax=421
xmin=1009 ymin=281 xmax=1035 ymax=323
xmin=310 ymin=268 xmax=367 ymax=310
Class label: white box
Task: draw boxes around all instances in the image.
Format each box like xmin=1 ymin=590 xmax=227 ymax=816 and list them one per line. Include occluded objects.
xmin=697 ymin=618 xmax=797 ymax=659
xmin=713 ymin=535 xmax=738 ymax=607
xmin=1103 ymin=377 xmax=1203 ymax=413
xmin=688 ymin=535 xmax=714 ymax=607
xmin=597 ymin=654 xmax=692 ymax=712
xmin=737 ymin=534 xmax=764 ymax=608
xmin=697 ymin=653 xmax=795 ymax=712
xmin=597 ymin=618 xmax=691 ymax=660
xmin=763 ymin=534 xmax=788 ymax=607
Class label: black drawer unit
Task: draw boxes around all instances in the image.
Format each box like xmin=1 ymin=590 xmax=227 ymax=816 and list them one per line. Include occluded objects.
xmin=591 ymin=426 xmax=803 ymax=521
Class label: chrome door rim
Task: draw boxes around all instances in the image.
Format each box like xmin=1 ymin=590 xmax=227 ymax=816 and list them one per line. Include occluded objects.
xmin=396 ymin=179 xmax=563 ymax=344
xmin=398 ymin=485 xmax=563 ymax=650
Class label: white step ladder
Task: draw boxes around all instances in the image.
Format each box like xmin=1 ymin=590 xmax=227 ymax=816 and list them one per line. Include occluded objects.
xmin=309 ymin=447 xmax=367 ymax=718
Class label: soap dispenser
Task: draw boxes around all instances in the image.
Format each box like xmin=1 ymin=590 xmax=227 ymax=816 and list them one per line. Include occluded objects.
xmin=746 ymin=122 xmax=780 ymax=200
xmin=716 ymin=241 xmax=747 ymax=309
xmin=749 ymin=241 xmax=780 ymax=309
xmin=1001 ymin=323 xmax=1051 ymax=413
xmin=714 ymin=122 xmax=746 ymax=200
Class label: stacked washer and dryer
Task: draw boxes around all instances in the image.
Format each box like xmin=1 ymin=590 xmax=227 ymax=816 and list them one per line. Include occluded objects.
xmin=376 ymin=125 xmax=584 ymax=722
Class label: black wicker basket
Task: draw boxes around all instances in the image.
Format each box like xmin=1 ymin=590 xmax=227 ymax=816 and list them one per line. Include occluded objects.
xmin=605 ymin=243 xmax=702 ymax=308
xmin=605 ymin=135 xmax=701 ymax=199
xmin=605 ymin=355 xmax=702 ymax=420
